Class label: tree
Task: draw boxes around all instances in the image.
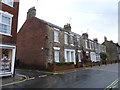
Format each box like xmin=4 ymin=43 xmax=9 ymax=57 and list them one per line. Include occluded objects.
xmin=100 ymin=52 xmax=107 ymax=60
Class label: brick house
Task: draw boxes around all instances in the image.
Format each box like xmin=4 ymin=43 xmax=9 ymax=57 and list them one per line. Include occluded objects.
xmin=16 ymin=7 xmax=106 ymax=70
xmin=103 ymin=37 xmax=120 ymax=61
xmin=82 ymin=33 xmax=106 ymax=63
xmin=0 ymin=0 xmax=19 ymax=76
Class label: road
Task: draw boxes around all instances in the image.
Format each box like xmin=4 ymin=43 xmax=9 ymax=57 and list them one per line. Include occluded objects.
xmin=1 ymin=63 xmax=119 ymax=89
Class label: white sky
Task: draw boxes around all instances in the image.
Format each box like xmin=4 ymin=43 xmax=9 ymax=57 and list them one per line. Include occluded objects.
xmin=18 ymin=0 xmax=119 ymax=44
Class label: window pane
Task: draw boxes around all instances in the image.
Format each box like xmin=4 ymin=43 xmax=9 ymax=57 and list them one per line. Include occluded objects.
xmin=64 ymin=34 xmax=68 ymax=44
xmin=2 ymin=15 xmax=10 ymax=25
xmin=54 ymin=50 xmax=59 ymax=62
xmin=0 ymin=12 xmax=12 ymax=35
xmin=0 ymin=24 xmax=10 ymax=34
xmin=54 ymin=31 xmax=59 ymax=42
xmin=2 ymin=0 xmax=13 ymax=7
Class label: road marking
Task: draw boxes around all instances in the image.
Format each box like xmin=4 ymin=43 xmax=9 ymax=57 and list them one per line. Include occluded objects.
xmin=104 ymin=78 xmax=119 ymax=90
xmin=0 ymin=74 xmax=28 ymax=87
xmin=29 ymin=77 xmax=35 ymax=80
xmin=38 ymin=75 xmax=47 ymax=78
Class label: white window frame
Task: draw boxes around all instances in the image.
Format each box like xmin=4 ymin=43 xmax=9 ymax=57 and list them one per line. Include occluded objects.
xmin=64 ymin=33 xmax=68 ymax=45
xmin=85 ymin=39 xmax=88 ymax=49
xmin=2 ymin=0 xmax=14 ymax=7
xmin=54 ymin=30 xmax=59 ymax=43
xmin=78 ymin=50 xmax=81 ymax=62
xmin=53 ymin=47 xmax=60 ymax=62
xmin=90 ymin=52 xmax=96 ymax=62
xmin=0 ymin=10 xmax=13 ymax=36
xmin=64 ymin=49 xmax=76 ymax=64
xmin=77 ymin=37 xmax=80 ymax=47
xmin=89 ymin=41 xmax=92 ymax=49
xmin=70 ymin=35 xmax=74 ymax=46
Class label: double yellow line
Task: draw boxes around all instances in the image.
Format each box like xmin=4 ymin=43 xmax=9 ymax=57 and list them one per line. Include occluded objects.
xmin=104 ymin=78 xmax=119 ymax=90
xmin=0 ymin=74 xmax=28 ymax=87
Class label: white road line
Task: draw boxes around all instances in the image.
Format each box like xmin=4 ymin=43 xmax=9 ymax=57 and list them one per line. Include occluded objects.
xmin=29 ymin=77 xmax=35 ymax=80
xmin=53 ymin=73 xmax=59 ymax=75
xmin=104 ymin=78 xmax=119 ymax=90
xmin=38 ymin=75 xmax=47 ymax=78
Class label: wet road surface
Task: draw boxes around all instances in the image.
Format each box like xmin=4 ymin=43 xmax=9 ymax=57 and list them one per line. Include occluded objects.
xmin=1 ymin=63 xmax=119 ymax=88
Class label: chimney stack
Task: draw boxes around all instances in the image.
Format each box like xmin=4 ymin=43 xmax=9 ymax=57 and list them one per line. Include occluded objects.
xmin=64 ymin=23 xmax=71 ymax=32
xmin=82 ymin=33 xmax=88 ymax=39
xmin=104 ymin=36 xmax=107 ymax=41
xmin=93 ymin=38 xmax=98 ymax=43
xmin=27 ymin=7 xmax=36 ymax=19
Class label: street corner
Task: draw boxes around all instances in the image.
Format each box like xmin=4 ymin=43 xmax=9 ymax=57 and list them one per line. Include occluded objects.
xmin=0 ymin=74 xmax=28 ymax=87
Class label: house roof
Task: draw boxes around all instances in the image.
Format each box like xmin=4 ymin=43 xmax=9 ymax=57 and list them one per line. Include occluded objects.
xmin=20 ymin=17 xmax=104 ymax=45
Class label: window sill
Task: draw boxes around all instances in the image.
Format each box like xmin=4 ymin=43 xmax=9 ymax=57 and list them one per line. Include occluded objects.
xmin=65 ymin=43 xmax=69 ymax=45
xmin=0 ymin=33 xmax=12 ymax=37
xmin=71 ymin=44 xmax=74 ymax=46
xmin=54 ymin=41 xmax=60 ymax=43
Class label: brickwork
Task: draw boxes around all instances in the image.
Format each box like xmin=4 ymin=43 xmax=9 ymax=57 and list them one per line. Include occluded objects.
xmin=0 ymin=1 xmax=19 ymax=44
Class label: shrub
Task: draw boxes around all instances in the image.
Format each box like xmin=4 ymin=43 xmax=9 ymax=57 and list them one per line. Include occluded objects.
xmin=100 ymin=52 xmax=107 ymax=60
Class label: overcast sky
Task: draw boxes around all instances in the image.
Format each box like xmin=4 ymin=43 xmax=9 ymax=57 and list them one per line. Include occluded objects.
xmin=18 ymin=0 xmax=119 ymax=44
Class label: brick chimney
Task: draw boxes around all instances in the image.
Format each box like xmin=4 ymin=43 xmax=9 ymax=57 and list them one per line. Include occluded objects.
xmin=27 ymin=7 xmax=36 ymax=19
xmin=64 ymin=23 xmax=71 ymax=31
xmin=82 ymin=33 xmax=88 ymax=39
xmin=104 ymin=36 xmax=107 ymax=41
xmin=93 ymin=38 xmax=98 ymax=43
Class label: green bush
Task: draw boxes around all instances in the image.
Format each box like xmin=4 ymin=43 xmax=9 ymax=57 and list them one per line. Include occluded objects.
xmin=100 ymin=52 xmax=107 ymax=60
xmin=53 ymin=62 xmax=74 ymax=66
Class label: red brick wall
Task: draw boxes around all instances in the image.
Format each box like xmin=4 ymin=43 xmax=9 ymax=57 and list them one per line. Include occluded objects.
xmin=0 ymin=1 xmax=19 ymax=44
xmin=16 ymin=17 xmax=47 ymax=69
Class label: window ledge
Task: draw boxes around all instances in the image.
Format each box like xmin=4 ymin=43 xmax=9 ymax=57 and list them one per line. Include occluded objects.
xmin=0 ymin=32 xmax=12 ymax=37
xmin=54 ymin=41 xmax=60 ymax=43
xmin=65 ymin=43 xmax=68 ymax=45
xmin=71 ymin=44 xmax=74 ymax=46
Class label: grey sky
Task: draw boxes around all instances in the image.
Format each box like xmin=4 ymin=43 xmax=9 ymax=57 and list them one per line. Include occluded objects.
xmin=18 ymin=0 xmax=119 ymax=44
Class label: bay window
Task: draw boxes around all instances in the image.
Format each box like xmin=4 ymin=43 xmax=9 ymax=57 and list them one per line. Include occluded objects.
xmin=64 ymin=49 xmax=76 ymax=64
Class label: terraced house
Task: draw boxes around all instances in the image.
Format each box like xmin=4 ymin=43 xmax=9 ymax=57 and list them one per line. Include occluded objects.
xmin=16 ymin=7 xmax=106 ymax=70
xmin=0 ymin=0 xmax=19 ymax=76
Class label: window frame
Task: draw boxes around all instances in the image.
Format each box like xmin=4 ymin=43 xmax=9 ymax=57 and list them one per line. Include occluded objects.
xmin=1 ymin=0 xmax=14 ymax=7
xmin=0 ymin=10 xmax=13 ymax=36
xmin=54 ymin=30 xmax=59 ymax=43
xmin=64 ymin=32 xmax=68 ymax=45
xmin=53 ymin=47 xmax=60 ymax=62
xmin=70 ymin=35 xmax=74 ymax=46
xmin=78 ymin=50 xmax=81 ymax=62
xmin=64 ymin=49 xmax=76 ymax=64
